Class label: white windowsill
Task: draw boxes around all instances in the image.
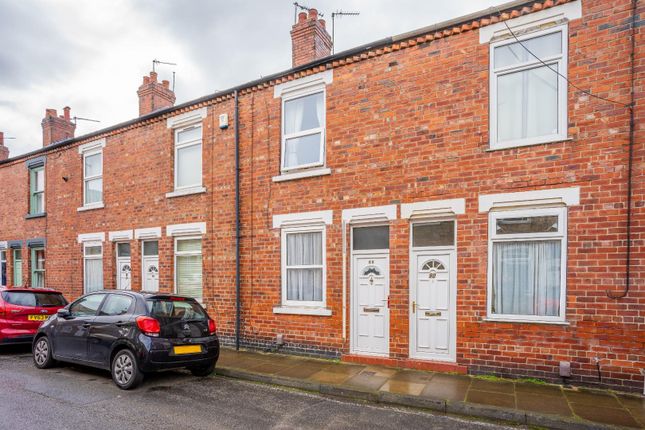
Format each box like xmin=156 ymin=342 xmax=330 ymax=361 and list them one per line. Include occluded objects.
xmin=487 ymin=136 xmax=573 ymax=152
xmin=273 ymin=306 xmax=332 ymax=316
xmin=166 ymin=186 xmax=207 ymax=198
xmin=483 ymin=317 xmax=570 ymax=326
xmin=77 ymin=203 xmax=104 ymax=212
xmin=272 ymin=167 xmax=331 ymax=183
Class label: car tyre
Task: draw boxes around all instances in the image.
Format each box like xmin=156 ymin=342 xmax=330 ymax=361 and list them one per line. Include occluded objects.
xmin=111 ymin=349 xmax=144 ymax=390
xmin=190 ymin=361 xmax=216 ymax=377
xmin=33 ymin=336 xmax=56 ymax=369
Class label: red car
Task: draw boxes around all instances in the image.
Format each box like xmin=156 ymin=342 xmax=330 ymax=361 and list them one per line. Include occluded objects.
xmin=0 ymin=288 xmax=68 ymax=345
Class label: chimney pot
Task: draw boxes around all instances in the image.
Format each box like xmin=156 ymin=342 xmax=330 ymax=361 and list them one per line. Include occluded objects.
xmin=150 ymin=71 xmax=158 ymax=82
xmin=42 ymin=107 xmax=75 ymax=147
xmin=0 ymin=131 xmax=8 ymax=161
xmin=298 ymin=11 xmax=307 ymax=23
xmin=308 ymin=8 xmax=318 ymax=20
xmin=162 ymin=79 xmax=170 ymax=89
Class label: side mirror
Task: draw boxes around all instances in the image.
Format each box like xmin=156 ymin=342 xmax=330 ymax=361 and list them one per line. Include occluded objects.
xmin=57 ymin=308 xmax=71 ymax=319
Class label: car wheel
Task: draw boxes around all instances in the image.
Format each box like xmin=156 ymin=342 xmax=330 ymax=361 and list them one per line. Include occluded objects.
xmin=33 ymin=336 xmax=56 ymax=369
xmin=190 ymin=361 xmax=216 ymax=377
xmin=111 ymin=349 xmax=144 ymax=390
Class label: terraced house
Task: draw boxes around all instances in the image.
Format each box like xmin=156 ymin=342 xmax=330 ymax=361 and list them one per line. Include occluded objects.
xmin=0 ymin=0 xmax=643 ymax=392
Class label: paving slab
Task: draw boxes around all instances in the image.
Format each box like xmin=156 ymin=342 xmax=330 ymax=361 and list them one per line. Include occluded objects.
xmin=216 ymin=348 xmax=645 ymax=429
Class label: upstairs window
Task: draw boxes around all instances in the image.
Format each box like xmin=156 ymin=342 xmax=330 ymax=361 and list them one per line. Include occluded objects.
xmin=490 ymin=26 xmax=568 ymax=149
xmin=174 ymin=124 xmax=203 ymax=191
xmin=78 ymin=139 xmax=105 ymax=210
xmin=281 ymin=90 xmax=325 ymax=172
xmin=29 ymin=166 xmax=45 ymax=215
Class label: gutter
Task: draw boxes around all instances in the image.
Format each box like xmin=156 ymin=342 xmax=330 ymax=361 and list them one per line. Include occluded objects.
xmin=234 ymin=90 xmax=242 ymax=349
xmin=0 ymin=0 xmax=542 ymax=166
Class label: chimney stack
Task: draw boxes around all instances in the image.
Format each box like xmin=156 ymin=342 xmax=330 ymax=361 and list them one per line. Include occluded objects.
xmin=0 ymin=132 xmax=9 ymax=161
xmin=137 ymin=71 xmax=176 ymax=116
xmin=291 ymin=8 xmax=332 ymax=68
xmin=41 ymin=107 xmax=76 ymax=147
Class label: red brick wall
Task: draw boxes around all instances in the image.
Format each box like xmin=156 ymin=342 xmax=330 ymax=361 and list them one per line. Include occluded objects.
xmin=0 ymin=0 xmax=641 ymax=392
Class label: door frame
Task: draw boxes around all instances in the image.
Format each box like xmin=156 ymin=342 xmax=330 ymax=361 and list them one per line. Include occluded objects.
xmin=349 ymin=223 xmax=390 ymax=357
xmin=408 ymin=218 xmax=457 ymax=362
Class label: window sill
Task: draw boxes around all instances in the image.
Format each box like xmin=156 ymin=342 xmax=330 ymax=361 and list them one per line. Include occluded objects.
xmin=77 ymin=203 xmax=104 ymax=212
xmin=487 ymin=136 xmax=573 ymax=152
xmin=273 ymin=306 xmax=332 ymax=316
xmin=483 ymin=317 xmax=570 ymax=326
xmin=272 ymin=167 xmax=331 ymax=183
xmin=25 ymin=212 xmax=46 ymax=220
xmin=166 ymin=186 xmax=207 ymax=198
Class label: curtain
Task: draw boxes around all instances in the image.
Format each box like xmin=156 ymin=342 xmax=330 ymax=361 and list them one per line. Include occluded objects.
xmin=285 ymin=99 xmax=304 ymax=167
xmin=176 ymin=143 xmax=202 ymax=188
xmin=492 ymin=240 xmax=561 ymax=316
xmin=286 ymin=232 xmax=323 ymax=302
xmin=177 ymin=254 xmax=202 ymax=300
xmin=84 ymin=258 xmax=103 ymax=293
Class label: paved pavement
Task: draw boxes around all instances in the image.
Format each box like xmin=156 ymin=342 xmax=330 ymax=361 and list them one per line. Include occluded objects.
xmin=0 ymin=345 xmax=513 ymax=430
xmin=217 ymin=348 xmax=645 ymax=429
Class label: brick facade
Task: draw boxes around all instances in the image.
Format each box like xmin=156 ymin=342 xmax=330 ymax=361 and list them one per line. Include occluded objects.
xmin=0 ymin=0 xmax=642 ymax=392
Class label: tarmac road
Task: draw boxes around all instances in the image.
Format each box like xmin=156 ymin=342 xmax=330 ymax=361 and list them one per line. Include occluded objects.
xmin=0 ymin=345 xmax=514 ymax=430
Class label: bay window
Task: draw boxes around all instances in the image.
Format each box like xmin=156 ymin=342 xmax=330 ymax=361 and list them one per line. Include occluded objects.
xmin=490 ymin=26 xmax=568 ymax=149
xmin=487 ymin=207 xmax=566 ymax=322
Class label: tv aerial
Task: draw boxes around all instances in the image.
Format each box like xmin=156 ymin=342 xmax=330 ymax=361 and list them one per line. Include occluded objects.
xmin=331 ymin=10 xmax=360 ymax=53
xmin=152 ymin=59 xmax=178 ymax=91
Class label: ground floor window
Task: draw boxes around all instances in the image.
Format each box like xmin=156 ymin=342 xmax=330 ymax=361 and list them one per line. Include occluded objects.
xmin=281 ymin=225 xmax=325 ymax=306
xmin=488 ymin=207 xmax=566 ymax=322
xmin=13 ymin=249 xmax=22 ymax=287
xmin=84 ymin=243 xmax=103 ymax=293
xmin=175 ymin=238 xmax=202 ymax=300
xmin=1 ymin=251 xmax=6 ymax=286
xmin=31 ymin=247 xmax=45 ymax=288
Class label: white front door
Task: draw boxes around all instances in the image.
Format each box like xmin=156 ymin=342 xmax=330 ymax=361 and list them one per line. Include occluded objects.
xmin=142 ymin=257 xmax=159 ymax=292
xmin=410 ymin=252 xmax=456 ymax=361
xmin=352 ymin=254 xmax=389 ymax=356
xmin=116 ymin=243 xmax=131 ymax=290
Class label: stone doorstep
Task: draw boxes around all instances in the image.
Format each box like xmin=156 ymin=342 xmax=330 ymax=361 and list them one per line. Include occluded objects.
xmin=215 ymin=365 xmax=635 ymax=430
xmin=342 ymin=353 xmax=468 ymax=374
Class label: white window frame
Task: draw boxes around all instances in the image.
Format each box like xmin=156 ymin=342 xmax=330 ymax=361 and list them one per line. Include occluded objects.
xmin=280 ymin=224 xmax=327 ymax=308
xmin=486 ymin=206 xmax=567 ymax=323
xmin=83 ymin=241 xmax=103 ymax=294
xmin=489 ymin=24 xmax=568 ymax=150
xmin=280 ymin=85 xmax=326 ymax=173
xmin=30 ymin=247 xmax=45 ymax=288
xmin=173 ymin=123 xmax=203 ymax=192
xmin=81 ymin=147 xmax=103 ymax=209
xmin=174 ymin=236 xmax=203 ymax=299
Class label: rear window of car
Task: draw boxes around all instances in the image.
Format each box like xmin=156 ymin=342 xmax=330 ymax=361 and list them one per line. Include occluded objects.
xmin=145 ymin=298 xmax=207 ymax=321
xmin=1 ymin=291 xmax=67 ymax=307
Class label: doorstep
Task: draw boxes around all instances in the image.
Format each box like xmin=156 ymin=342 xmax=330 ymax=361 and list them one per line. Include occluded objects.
xmin=342 ymin=353 xmax=468 ymax=374
xmin=215 ymin=347 xmax=645 ymax=430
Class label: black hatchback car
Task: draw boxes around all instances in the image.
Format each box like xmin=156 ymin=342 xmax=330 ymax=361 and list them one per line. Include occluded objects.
xmin=32 ymin=290 xmax=219 ymax=390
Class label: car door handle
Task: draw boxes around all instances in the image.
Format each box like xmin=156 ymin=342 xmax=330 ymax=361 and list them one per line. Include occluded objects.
xmin=115 ymin=321 xmax=128 ymax=327
xmin=82 ymin=323 xmax=91 ymax=328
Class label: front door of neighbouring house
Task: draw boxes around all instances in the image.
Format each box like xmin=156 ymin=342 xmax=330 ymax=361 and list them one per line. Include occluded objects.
xmin=142 ymin=240 xmax=159 ymax=292
xmin=409 ymin=220 xmax=457 ymax=362
xmin=351 ymin=225 xmax=390 ymax=357
xmin=116 ymin=243 xmax=131 ymax=290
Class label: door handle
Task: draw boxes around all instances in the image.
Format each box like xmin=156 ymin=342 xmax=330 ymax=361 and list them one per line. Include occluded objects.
xmin=82 ymin=323 xmax=91 ymax=328
xmin=115 ymin=321 xmax=127 ymax=327
xmin=412 ymin=301 xmax=416 ymax=313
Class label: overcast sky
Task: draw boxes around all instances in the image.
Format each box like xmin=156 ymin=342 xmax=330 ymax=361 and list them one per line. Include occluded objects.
xmin=0 ymin=0 xmax=509 ymax=157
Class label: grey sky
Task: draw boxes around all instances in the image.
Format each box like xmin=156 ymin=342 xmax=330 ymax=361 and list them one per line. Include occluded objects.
xmin=0 ymin=0 xmax=509 ymax=156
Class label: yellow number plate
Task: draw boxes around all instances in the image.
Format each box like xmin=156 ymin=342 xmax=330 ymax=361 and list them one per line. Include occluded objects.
xmin=173 ymin=345 xmax=202 ymax=355
xmin=28 ymin=315 xmax=49 ymax=321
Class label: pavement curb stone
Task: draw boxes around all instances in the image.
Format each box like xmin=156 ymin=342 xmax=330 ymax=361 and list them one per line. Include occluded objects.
xmin=216 ymin=365 xmax=636 ymax=430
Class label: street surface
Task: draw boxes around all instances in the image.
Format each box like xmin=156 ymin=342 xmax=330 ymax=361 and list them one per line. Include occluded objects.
xmin=0 ymin=345 xmax=514 ymax=430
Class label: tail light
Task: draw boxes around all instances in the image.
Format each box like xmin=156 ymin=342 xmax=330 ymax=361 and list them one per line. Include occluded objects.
xmin=208 ymin=318 xmax=217 ymax=335
xmin=136 ymin=316 xmax=160 ymax=337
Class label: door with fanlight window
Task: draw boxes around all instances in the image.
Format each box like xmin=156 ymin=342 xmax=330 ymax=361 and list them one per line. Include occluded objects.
xmin=116 ymin=243 xmax=131 ymax=290
xmin=409 ymin=220 xmax=457 ymax=362
xmin=351 ymin=225 xmax=390 ymax=357
xmin=142 ymin=240 xmax=159 ymax=292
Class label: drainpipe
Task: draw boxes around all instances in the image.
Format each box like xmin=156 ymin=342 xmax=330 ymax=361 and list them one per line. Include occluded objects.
xmin=607 ymin=0 xmax=636 ymax=299
xmin=234 ymin=89 xmax=241 ymax=349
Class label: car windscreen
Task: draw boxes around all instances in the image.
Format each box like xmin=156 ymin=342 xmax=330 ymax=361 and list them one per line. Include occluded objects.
xmin=145 ymin=298 xmax=207 ymax=321
xmin=1 ymin=291 xmax=67 ymax=307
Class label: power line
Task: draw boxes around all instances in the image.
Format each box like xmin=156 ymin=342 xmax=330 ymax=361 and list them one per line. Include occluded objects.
xmin=492 ymin=6 xmax=631 ymax=109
